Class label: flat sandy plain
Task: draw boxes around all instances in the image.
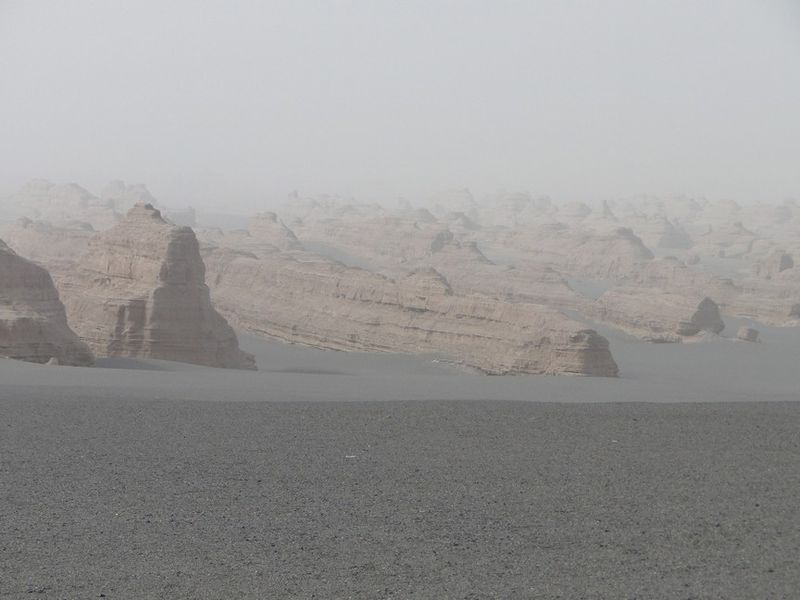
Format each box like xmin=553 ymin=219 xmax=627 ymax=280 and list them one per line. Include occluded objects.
xmin=1 ymin=321 xmax=799 ymax=599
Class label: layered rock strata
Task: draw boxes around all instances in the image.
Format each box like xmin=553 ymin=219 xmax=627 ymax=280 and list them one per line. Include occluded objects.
xmin=591 ymin=287 xmax=725 ymax=342
xmin=0 ymin=240 xmax=94 ymax=365
xmin=58 ymin=204 xmax=255 ymax=369
xmin=201 ymin=239 xmax=618 ymax=376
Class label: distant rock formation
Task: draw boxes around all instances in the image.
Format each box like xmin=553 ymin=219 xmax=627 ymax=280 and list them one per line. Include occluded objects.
xmin=201 ymin=234 xmax=619 ymax=376
xmin=592 ymin=288 xmax=725 ymax=342
xmin=0 ymin=240 xmax=94 ymax=366
xmin=58 ymin=204 xmax=255 ymax=369
xmin=101 ymin=180 xmax=160 ymax=213
xmin=247 ymin=212 xmax=305 ymax=250
xmin=753 ymin=250 xmax=794 ymax=280
xmin=0 ymin=217 xmax=93 ymax=269
xmin=736 ymin=326 xmax=760 ymax=343
xmin=8 ymin=179 xmax=120 ymax=230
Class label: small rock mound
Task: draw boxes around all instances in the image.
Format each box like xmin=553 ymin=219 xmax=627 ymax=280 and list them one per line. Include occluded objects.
xmin=736 ymin=326 xmax=760 ymax=343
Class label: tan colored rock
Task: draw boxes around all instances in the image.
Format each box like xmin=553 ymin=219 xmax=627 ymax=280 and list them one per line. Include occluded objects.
xmin=0 ymin=218 xmax=92 ymax=271
xmin=591 ymin=287 xmax=725 ymax=342
xmin=0 ymin=240 xmax=94 ymax=366
xmin=201 ymin=240 xmax=618 ymax=376
xmin=736 ymin=326 xmax=760 ymax=342
xmin=278 ymin=208 xmax=588 ymax=310
xmin=475 ymin=224 xmax=655 ymax=281
xmin=58 ymin=204 xmax=255 ymax=369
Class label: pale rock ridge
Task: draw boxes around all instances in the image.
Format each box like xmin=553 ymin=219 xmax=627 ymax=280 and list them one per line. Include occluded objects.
xmin=58 ymin=204 xmax=255 ymax=369
xmin=0 ymin=240 xmax=94 ymax=365
xmin=591 ymin=287 xmax=725 ymax=342
xmin=201 ymin=242 xmax=618 ymax=376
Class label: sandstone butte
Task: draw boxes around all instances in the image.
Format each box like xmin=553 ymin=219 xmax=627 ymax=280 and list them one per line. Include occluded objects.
xmin=199 ymin=225 xmax=619 ymax=377
xmin=0 ymin=239 xmax=94 ymax=366
xmin=56 ymin=204 xmax=255 ymax=369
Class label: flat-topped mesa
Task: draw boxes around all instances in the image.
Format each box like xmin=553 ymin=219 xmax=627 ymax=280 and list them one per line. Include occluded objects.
xmin=201 ymin=245 xmax=619 ymax=376
xmin=0 ymin=240 xmax=94 ymax=366
xmin=59 ymin=203 xmax=255 ymax=369
xmin=591 ymin=287 xmax=725 ymax=343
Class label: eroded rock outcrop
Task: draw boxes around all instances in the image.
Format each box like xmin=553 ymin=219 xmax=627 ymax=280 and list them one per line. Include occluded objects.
xmin=0 ymin=240 xmax=94 ymax=365
xmin=58 ymin=204 xmax=255 ymax=369
xmin=201 ymin=238 xmax=618 ymax=376
xmin=591 ymin=288 xmax=725 ymax=342
xmin=737 ymin=326 xmax=760 ymax=342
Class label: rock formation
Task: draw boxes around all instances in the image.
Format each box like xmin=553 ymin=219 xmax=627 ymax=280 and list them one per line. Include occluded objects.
xmin=0 ymin=217 xmax=92 ymax=270
xmin=6 ymin=180 xmax=120 ymax=230
xmin=200 ymin=237 xmax=618 ymax=376
xmin=591 ymin=288 xmax=725 ymax=342
xmin=100 ymin=180 xmax=160 ymax=214
xmin=57 ymin=204 xmax=255 ymax=369
xmin=753 ymin=250 xmax=794 ymax=279
xmin=0 ymin=240 xmax=94 ymax=366
xmin=736 ymin=326 xmax=760 ymax=343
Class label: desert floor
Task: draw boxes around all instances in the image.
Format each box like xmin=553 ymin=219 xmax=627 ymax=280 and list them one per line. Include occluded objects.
xmin=1 ymin=325 xmax=799 ymax=599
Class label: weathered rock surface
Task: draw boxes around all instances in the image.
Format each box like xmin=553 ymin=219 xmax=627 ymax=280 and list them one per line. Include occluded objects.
xmin=201 ymin=237 xmax=618 ymax=376
xmin=58 ymin=204 xmax=255 ymax=369
xmin=0 ymin=240 xmax=94 ymax=365
xmin=737 ymin=326 xmax=760 ymax=343
xmin=0 ymin=218 xmax=92 ymax=270
xmin=591 ymin=288 xmax=725 ymax=342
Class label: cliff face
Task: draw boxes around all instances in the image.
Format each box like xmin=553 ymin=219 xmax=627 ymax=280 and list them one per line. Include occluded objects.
xmin=58 ymin=204 xmax=255 ymax=369
xmin=201 ymin=238 xmax=618 ymax=376
xmin=0 ymin=240 xmax=94 ymax=366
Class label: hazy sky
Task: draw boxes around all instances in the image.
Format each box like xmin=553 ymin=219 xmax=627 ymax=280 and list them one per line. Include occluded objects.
xmin=1 ymin=0 xmax=798 ymax=210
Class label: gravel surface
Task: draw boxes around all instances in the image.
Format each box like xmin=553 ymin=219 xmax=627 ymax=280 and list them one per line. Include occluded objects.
xmin=1 ymin=395 xmax=798 ymax=599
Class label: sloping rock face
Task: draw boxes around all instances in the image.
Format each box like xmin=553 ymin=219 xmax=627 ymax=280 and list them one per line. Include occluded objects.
xmin=591 ymin=288 xmax=725 ymax=342
xmin=0 ymin=240 xmax=94 ymax=365
xmin=58 ymin=204 xmax=255 ymax=369
xmin=201 ymin=240 xmax=618 ymax=376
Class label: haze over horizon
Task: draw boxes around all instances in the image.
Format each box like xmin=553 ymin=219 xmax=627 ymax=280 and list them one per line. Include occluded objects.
xmin=1 ymin=0 xmax=799 ymax=211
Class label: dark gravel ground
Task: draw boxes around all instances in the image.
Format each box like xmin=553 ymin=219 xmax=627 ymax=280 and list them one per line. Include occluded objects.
xmin=1 ymin=395 xmax=799 ymax=599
